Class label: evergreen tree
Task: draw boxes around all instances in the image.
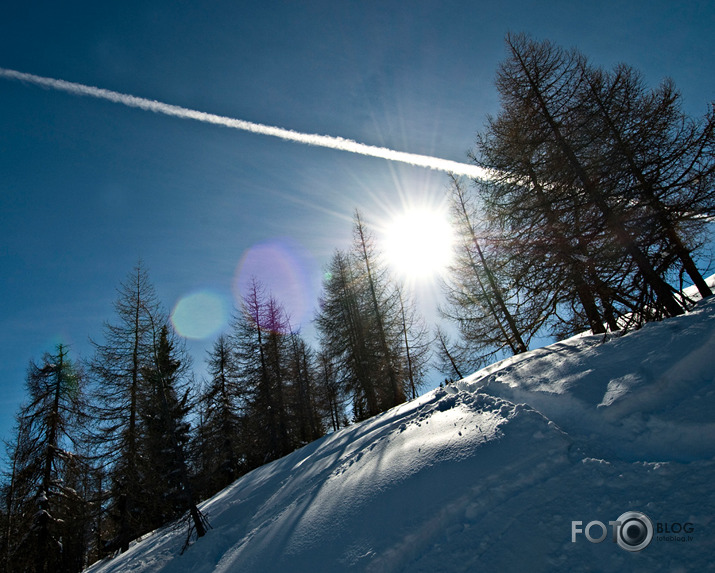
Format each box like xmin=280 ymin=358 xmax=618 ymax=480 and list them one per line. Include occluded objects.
xmin=315 ymin=350 xmax=347 ymax=432
xmin=317 ymin=249 xmax=380 ymax=419
xmin=396 ymin=286 xmax=431 ymax=400
xmin=317 ymin=212 xmax=427 ymax=420
xmin=3 ymin=345 xmax=90 ymax=573
xmin=285 ymin=330 xmax=323 ymax=445
xmin=138 ymin=323 xmax=207 ymax=543
xmin=500 ymin=34 xmax=687 ymax=318
xmin=433 ymin=326 xmax=465 ymax=382
xmin=474 ymin=147 xmax=631 ymax=337
xmin=580 ymin=61 xmax=714 ymax=300
xmin=193 ymin=334 xmax=245 ymax=497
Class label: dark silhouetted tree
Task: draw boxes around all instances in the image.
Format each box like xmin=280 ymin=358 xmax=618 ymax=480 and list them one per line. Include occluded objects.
xmin=317 ymin=212 xmax=429 ymax=420
xmin=89 ymin=262 xmax=163 ymax=552
xmin=471 ymin=34 xmax=714 ymax=337
xmin=3 ymin=345 xmax=90 ymax=573
xmin=193 ymin=334 xmax=246 ymax=497
xmin=231 ymin=279 xmax=293 ymax=466
xmin=440 ymin=176 xmax=544 ymax=367
xmin=138 ymin=323 xmax=207 ymax=545
xmin=486 ymin=33 xmax=688 ymax=319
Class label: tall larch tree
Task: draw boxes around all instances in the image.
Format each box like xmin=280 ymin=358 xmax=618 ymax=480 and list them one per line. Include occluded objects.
xmin=472 ymin=33 xmax=714 ymax=335
xmin=89 ymin=262 xmax=163 ymax=552
xmin=440 ymin=176 xmax=546 ymax=369
xmin=317 ymin=212 xmax=428 ymax=420
xmin=491 ymin=33 xmax=687 ymax=319
xmin=352 ymin=211 xmax=406 ymax=409
xmin=231 ymin=279 xmax=293 ymax=466
xmin=317 ymin=249 xmax=380 ymax=419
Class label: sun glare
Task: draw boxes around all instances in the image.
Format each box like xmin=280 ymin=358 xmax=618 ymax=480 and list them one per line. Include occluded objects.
xmin=383 ymin=208 xmax=454 ymax=281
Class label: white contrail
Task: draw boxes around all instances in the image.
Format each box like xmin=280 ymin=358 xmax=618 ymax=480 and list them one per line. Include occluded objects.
xmin=0 ymin=67 xmax=489 ymax=180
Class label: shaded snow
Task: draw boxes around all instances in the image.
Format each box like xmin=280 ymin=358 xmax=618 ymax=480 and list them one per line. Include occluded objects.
xmin=87 ymin=294 xmax=715 ymax=573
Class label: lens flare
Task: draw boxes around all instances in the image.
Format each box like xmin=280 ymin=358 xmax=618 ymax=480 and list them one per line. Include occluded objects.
xmin=233 ymin=238 xmax=316 ymax=330
xmin=171 ymin=290 xmax=228 ymax=339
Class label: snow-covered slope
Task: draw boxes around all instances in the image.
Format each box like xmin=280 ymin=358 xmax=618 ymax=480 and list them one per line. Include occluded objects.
xmin=87 ymin=296 xmax=715 ymax=573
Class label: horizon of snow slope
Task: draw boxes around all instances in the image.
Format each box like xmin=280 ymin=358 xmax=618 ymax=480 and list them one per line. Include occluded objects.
xmin=87 ymin=292 xmax=715 ymax=572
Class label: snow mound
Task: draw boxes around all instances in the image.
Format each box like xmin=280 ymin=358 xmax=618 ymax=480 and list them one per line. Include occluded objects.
xmin=461 ymin=295 xmax=715 ymax=462
xmin=87 ymin=298 xmax=715 ymax=573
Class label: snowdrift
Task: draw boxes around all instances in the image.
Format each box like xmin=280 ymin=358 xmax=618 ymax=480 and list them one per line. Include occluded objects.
xmin=87 ymin=296 xmax=715 ymax=572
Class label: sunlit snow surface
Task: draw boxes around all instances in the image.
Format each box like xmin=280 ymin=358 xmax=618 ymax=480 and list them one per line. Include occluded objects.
xmin=87 ymin=290 xmax=715 ymax=572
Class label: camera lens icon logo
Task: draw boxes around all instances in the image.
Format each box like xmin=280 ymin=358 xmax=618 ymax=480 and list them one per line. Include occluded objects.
xmin=615 ymin=511 xmax=653 ymax=552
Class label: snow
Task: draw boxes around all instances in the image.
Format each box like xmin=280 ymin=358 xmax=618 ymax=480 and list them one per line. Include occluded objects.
xmin=86 ymin=293 xmax=715 ymax=572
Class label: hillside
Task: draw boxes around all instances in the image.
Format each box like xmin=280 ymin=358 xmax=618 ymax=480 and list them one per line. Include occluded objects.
xmin=87 ymin=292 xmax=715 ymax=572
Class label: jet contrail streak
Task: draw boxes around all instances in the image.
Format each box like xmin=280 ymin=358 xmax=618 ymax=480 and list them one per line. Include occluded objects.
xmin=0 ymin=67 xmax=489 ymax=180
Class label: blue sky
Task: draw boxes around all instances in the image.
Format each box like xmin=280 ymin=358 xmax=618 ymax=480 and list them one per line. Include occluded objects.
xmin=1 ymin=0 xmax=714 ymax=445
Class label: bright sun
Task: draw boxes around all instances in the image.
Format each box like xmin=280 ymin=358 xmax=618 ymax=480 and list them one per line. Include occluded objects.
xmin=383 ymin=207 xmax=454 ymax=280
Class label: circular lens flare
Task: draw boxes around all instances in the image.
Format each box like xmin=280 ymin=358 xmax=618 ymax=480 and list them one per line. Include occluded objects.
xmin=171 ymin=290 xmax=228 ymax=340
xmin=233 ymin=238 xmax=316 ymax=330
